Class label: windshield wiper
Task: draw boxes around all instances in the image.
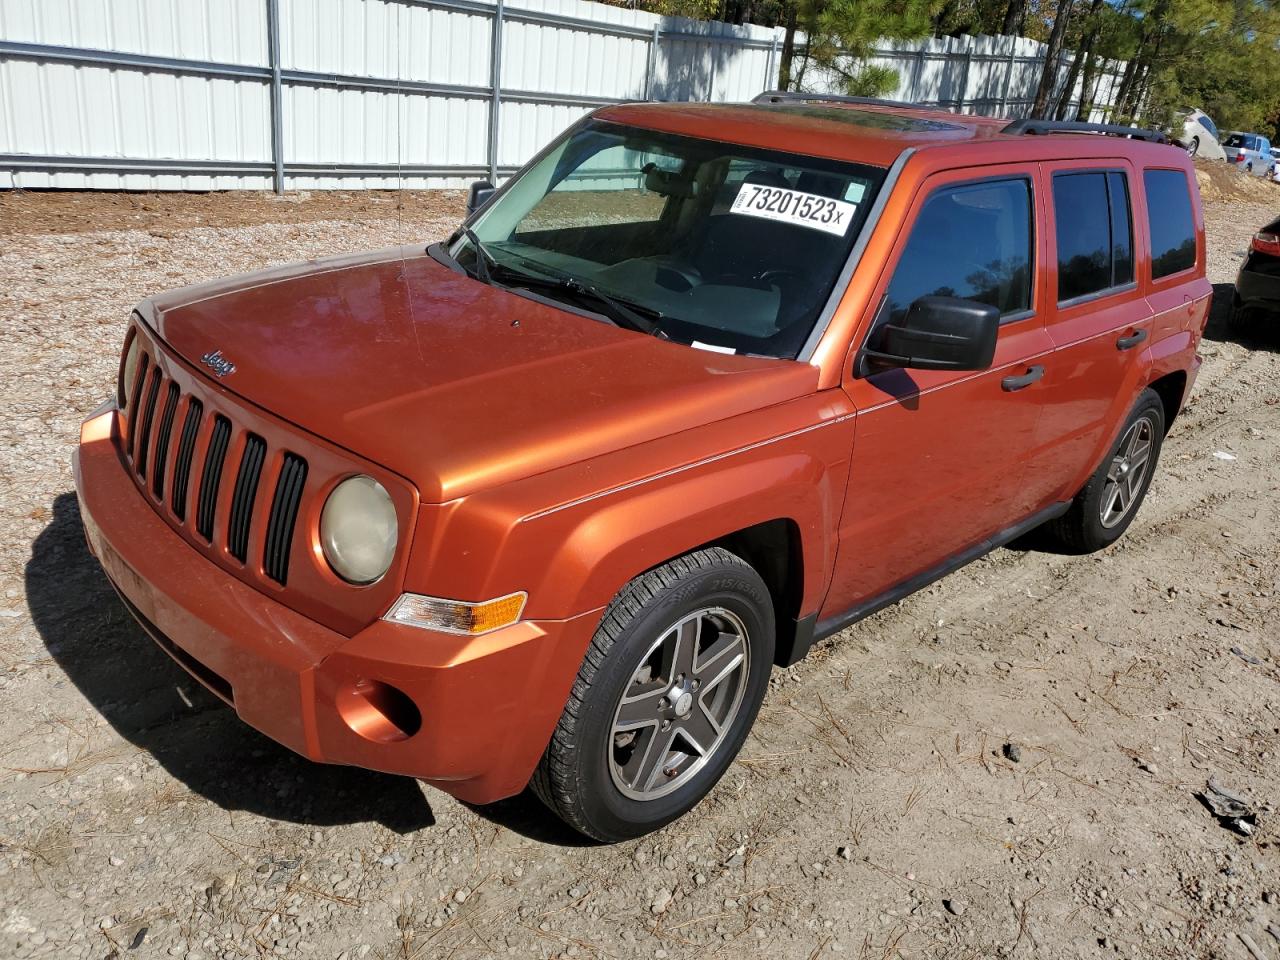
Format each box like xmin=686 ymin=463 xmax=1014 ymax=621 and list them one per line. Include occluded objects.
xmin=493 ymin=265 xmax=666 ymax=338
xmin=459 ymin=227 xmax=498 ymax=285
xmin=563 ymin=278 xmax=667 ymax=338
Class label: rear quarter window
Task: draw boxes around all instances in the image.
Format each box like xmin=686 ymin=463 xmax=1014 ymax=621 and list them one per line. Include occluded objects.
xmin=1143 ymin=169 xmax=1196 ymax=279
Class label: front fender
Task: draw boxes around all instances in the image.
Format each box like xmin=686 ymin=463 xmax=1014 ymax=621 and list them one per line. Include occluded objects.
xmin=522 ymin=441 xmax=844 ymax=620
xmin=399 ymin=399 xmax=856 ymax=625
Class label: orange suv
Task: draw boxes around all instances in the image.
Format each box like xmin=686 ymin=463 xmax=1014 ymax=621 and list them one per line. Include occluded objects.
xmin=74 ymin=92 xmax=1210 ymax=841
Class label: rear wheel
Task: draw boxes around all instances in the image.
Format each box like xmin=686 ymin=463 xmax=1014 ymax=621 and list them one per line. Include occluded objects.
xmin=1229 ymin=293 xmax=1259 ymax=334
xmin=1187 ymin=136 xmax=1200 ymax=157
xmin=1042 ymin=389 xmax=1165 ymax=553
xmin=532 ymin=548 xmax=774 ymax=841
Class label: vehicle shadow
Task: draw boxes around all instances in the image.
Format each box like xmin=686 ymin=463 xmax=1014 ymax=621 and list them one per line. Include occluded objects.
xmin=466 ymin=793 xmax=600 ymax=848
xmin=26 ymin=492 xmax=436 ymax=833
xmin=1203 ymin=281 xmax=1276 ymax=348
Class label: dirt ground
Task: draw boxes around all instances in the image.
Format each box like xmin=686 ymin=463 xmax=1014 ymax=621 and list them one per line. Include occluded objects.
xmin=1 ymin=179 xmax=1278 ymax=960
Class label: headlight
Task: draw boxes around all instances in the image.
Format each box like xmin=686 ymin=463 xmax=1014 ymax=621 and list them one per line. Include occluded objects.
xmin=119 ymin=331 xmax=140 ymax=409
xmin=384 ymin=592 xmax=527 ymax=635
xmin=320 ymin=476 xmax=398 ymax=584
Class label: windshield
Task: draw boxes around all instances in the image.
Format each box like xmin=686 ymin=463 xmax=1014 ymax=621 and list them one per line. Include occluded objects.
xmin=454 ymin=120 xmax=885 ymax=358
xmin=1224 ymin=133 xmax=1253 ymax=148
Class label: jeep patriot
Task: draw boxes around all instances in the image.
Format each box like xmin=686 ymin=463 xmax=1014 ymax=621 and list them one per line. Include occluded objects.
xmin=74 ymin=93 xmax=1211 ymax=840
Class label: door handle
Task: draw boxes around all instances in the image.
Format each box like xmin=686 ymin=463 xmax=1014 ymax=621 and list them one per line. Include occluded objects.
xmin=1001 ymin=365 xmax=1044 ymax=392
xmin=1116 ymin=328 xmax=1149 ymax=351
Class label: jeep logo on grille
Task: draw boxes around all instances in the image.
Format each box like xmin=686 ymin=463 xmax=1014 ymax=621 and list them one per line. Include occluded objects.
xmin=201 ymin=350 xmax=236 ymax=378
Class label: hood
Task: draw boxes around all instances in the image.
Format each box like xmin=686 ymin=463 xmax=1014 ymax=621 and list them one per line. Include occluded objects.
xmin=144 ymin=247 xmax=819 ymax=502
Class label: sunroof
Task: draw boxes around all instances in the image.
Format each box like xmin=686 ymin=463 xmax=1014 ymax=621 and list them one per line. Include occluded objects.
xmin=758 ymin=104 xmax=963 ymax=132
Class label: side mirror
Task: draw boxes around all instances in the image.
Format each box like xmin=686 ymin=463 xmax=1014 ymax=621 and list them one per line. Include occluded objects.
xmin=860 ymin=295 xmax=999 ymax=374
xmin=467 ymin=180 xmax=497 ymax=216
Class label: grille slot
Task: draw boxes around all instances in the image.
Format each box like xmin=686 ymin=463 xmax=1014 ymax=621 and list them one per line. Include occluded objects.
xmin=227 ymin=434 xmax=267 ymax=563
xmin=126 ymin=352 xmax=150 ymax=452
xmin=263 ymin=454 xmax=308 ymax=585
xmin=151 ymin=382 xmax=181 ymax=497
xmin=135 ymin=368 xmax=162 ymax=476
xmin=196 ymin=416 xmax=232 ymax=541
xmin=170 ymin=399 xmax=203 ymax=520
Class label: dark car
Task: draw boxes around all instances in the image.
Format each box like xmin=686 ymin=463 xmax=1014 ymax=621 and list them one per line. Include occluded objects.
xmin=1232 ymin=218 xmax=1280 ymax=331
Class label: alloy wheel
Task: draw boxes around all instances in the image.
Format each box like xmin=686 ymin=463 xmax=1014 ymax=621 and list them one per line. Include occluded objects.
xmin=608 ymin=607 xmax=750 ymax=801
xmin=1100 ymin=416 xmax=1155 ymax=528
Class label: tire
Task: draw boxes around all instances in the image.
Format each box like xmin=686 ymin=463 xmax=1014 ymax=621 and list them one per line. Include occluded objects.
xmin=1228 ymin=294 xmax=1255 ymax=334
xmin=1187 ymin=137 xmax=1199 ymax=157
xmin=1041 ymin=389 xmax=1165 ymax=554
xmin=532 ymin=547 xmax=774 ymax=842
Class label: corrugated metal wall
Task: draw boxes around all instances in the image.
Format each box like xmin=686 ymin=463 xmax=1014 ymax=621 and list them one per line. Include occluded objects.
xmin=0 ymin=0 xmax=1128 ymax=192
xmin=860 ymin=34 xmax=1126 ymax=121
xmin=0 ymin=0 xmax=778 ymax=190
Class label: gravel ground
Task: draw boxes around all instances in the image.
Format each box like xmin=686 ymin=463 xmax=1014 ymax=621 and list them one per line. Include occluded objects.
xmin=1 ymin=185 xmax=1279 ymax=960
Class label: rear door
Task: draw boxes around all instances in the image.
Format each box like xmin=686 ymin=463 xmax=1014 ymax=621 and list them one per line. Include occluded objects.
xmin=1029 ymin=161 xmax=1152 ymax=503
xmin=1143 ymin=166 xmax=1207 ymax=346
xmin=822 ymin=165 xmax=1053 ymax=619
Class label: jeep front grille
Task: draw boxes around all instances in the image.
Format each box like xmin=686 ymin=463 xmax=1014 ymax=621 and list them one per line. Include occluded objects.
xmin=120 ymin=356 xmax=309 ymax=587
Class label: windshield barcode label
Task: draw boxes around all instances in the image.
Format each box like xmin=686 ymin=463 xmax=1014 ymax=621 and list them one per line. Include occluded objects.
xmin=729 ymin=184 xmax=857 ymax=236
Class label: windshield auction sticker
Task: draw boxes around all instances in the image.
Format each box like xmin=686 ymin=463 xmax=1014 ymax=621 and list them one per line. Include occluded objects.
xmin=730 ymin=184 xmax=857 ymax=236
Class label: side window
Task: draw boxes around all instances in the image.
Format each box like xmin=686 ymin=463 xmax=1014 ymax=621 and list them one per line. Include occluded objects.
xmin=882 ymin=178 xmax=1033 ymax=325
xmin=1108 ymin=172 xmax=1134 ymax=285
xmin=1143 ymin=169 xmax=1196 ymax=279
xmin=1053 ymin=170 xmax=1134 ymax=302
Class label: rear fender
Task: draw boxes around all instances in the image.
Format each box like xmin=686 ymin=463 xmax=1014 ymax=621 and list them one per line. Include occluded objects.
xmin=1067 ymin=323 xmax=1192 ymax=495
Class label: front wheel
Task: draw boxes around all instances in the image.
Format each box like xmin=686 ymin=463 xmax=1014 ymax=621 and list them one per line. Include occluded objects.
xmin=1187 ymin=136 xmax=1200 ymax=157
xmin=532 ymin=548 xmax=774 ymax=841
xmin=1041 ymin=389 xmax=1165 ymax=553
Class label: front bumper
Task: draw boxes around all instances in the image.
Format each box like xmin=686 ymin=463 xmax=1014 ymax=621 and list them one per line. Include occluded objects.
xmin=74 ymin=407 xmax=601 ymax=804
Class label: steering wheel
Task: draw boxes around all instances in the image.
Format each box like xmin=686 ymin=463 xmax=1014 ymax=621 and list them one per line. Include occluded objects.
xmin=654 ymin=261 xmax=703 ymax=292
xmin=754 ymin=268 xmax=800 ymax=287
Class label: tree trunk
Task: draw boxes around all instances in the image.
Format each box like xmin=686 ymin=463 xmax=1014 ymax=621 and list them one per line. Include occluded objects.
xmin=778 ymin=4 xmax=799 ymax=90
xmin=1054 ymin=52 xmax=1084 ymax=119
xmin=1128 ymin=27 xmax=1165 ymax=120
xmin=1056 ymin=0 xmax=1104 ymax=120
xmin=1031 ymin=0 xmax=1075 ymax=118
xmin=1001 ymin=0 xmax=1025 ymax=35
xmin=1111 ymin=54 xmax=1138 ymax=122
xmin=1072 ymin=49 xmax=1097 ymax=120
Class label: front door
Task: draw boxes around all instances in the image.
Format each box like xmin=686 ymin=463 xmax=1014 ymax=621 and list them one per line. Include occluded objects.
xmin=821 ymin=166 xmax=1054 ymax=622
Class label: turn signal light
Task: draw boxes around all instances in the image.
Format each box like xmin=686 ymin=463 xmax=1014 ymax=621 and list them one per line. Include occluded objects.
xmin=384 ymin=591 xmax=527 ymax=635
xmin=1251 ymin=231 xmax=1280 ymax=257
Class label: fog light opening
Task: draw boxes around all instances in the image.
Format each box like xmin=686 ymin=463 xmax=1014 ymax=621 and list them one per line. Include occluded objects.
xmin=337 ymin=679 xmax=422 ymax=743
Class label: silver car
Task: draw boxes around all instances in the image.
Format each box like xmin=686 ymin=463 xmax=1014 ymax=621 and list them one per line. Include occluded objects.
xmin=1179 ymin=109 xmax=1227 ymax=161
xmin=1224 ymin=132 xmax=1275 ymax=177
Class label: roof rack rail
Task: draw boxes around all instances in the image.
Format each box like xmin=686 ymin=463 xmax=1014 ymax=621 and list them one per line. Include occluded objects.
xmin=752 ymin=90 xmax=918 ymax=110
xmin=1001 ymin=118 xmax=1169 ymax=144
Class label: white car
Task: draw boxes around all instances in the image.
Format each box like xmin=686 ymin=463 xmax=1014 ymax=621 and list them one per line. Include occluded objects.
xmin=1224 ymin=131 xmax=1275 ymax=177
xmin=1178 ymin=109 xmax=1227 ymax=161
